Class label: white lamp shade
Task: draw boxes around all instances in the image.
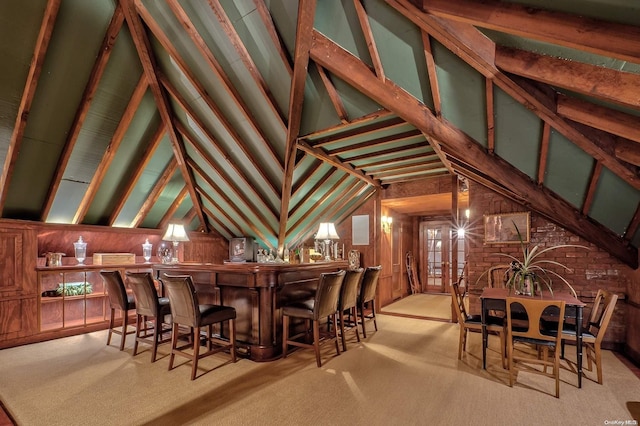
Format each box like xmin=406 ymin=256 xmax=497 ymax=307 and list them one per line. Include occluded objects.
xmin=162 ymin=223 xmax=190 ymax=242
xmin=316 ymin=222 xmax=339 ymax=240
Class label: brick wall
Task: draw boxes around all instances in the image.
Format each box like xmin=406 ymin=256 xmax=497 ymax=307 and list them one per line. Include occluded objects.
xmin=467 ymin=182 xmax=631 ymax=349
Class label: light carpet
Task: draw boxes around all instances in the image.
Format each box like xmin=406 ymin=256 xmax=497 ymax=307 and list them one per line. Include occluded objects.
xmin=381 ymin=293 xmax=452 ymax=320
xmin=0 ymin=315 xmax=638 ymax=426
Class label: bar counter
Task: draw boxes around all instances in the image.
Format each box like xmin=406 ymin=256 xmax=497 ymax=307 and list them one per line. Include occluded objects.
xmin=154 ymin=261 xmax=348 ymax=361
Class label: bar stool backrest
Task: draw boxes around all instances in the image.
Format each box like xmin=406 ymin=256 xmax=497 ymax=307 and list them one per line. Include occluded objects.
xmin=162 ymin=274 xmax=199 ymax=327
xmin=340 ymin=268 xmax=364 ymax=311
xmin=126 ymin=272 xmax=161 ymax=318
xmin=314 ymin=270 xmax=346 ymax=320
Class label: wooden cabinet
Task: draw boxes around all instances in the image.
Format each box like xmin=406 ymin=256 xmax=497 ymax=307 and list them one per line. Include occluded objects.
xmin=37 ymin=265 xmax=153 ymax=333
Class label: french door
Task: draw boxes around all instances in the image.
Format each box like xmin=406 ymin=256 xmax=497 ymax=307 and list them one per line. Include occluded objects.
xmin=419 ymin=221 xmax=465 ymax=293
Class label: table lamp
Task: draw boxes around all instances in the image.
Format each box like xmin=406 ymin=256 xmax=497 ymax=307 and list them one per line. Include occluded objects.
xmin=315 ymin=222 xmax=339 ymax=261
xmin=162 ymin=223 xmax=190 ymax=264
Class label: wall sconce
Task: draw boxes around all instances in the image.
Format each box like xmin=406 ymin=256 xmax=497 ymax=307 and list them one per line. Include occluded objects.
xmin=162 ymin=223 xmax=190 ymax=264
xmin=382 ymin=216 xmax=393 ymax=233
xmin=315 ymin=222 xmax=339 ymax=261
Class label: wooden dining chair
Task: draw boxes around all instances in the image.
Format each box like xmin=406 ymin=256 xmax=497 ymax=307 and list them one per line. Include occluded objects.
xmin=559 ymin=289 xmax=618 ymax=384
xmin=506 ymin=297 xmax=565 ymax=398
xmin=450 ymin=280 xmax=506 ymax=367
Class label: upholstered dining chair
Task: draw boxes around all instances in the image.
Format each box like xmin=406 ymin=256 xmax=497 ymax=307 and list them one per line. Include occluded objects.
xmin=125 ymin=271 xmax=172 ymax=362
xmin=450 ymin=280 xmax=506 ymax=368
xmin=161 ymin=274 xmax=237 ymax=380
xmin=357 ymin=265 xmax=382 ymax=338
xmin=506 ymin=297 xmax=565 ymax=398
xmin=559 ymin=289 xmax=618 ymax=384
xmin=100 ymin=270 xmax=136 ymax=351
xmin=336 ymin=267 xmax=364 ymax=351
xmin=282 ymin=269 xmax=345 ymax=367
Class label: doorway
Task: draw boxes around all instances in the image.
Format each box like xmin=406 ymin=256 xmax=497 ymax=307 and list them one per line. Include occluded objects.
xmin=419 ymin=221 xmax=465 ymax=293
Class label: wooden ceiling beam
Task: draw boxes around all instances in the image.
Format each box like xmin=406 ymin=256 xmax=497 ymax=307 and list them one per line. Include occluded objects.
xmin=140 ymin=0 xmax=283 ymax=176
xmin=121 ymin=0 xmax=208 ymax=231
xmin=289 ymin=167 xmax=335 ymax=218
xmin=158 ymin=185 xmax=189 ymax=231
xmin=175 ymin=119 xmax=278 ymax=227
xmin=387 ymin=1 xmax=640 ymax=192
xmin=300 ymin=109 xmax=395 ymax=139
xmin=421 ymin=32 xmax=441 ymax=117
xmin=486 ymin=79 xmax=495 ymax=153
xmin=188 ymin=158 xmax=274 ymax=243
xmin=0 ymin=0 xmax=61 ymax=213
xmin=353 ymin=0 xmax=385 ymax=80
xmin=108 ymin=122 xmax=164 ymax=226
xmin=345 ymin=142 xmax=427 ymax=162
xmin=310 ymin=29 xmax=638 ymax=268
xmin=73 ymin=75 xmax=148 ymax=224
xmin=315 ymin=64 xmax=349 ymax=123
xmin=297 ymin=140 xmax=380 ymax=187
xmin=41 ymin=3 xmax=122 ymax=221
xmin=355 ymin=152 xmax=440 ymax=171
xmin=326 ymin=129 xmax=423 ymax=156
xmin=207 ymin=0 xmax=287 ymax=126
xmin=557 ymin=94 xmax=640 ymax=144
xmin=413 ymin=0 xmax=640 ymax=64
xmin=131 ymin=158 xmax=178 ymax=228
xmin=279 ymin=0 xmax=317 ymax=254
xmin=252 ymin=0 xmax=293 ymax=77
xmin=496 ymin=46 xmax=640 ymax=109
xmin=537 ymin=122 xmax=551 ymax=185
xmin=291 ymin=160 xmax=323 ymax=195
xmin=309 ymin=116 xmax=407 ymax=148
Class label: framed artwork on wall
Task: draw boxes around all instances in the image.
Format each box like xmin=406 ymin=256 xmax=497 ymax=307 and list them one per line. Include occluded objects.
xmin=484 ymin=211 xmax=530 ymax=244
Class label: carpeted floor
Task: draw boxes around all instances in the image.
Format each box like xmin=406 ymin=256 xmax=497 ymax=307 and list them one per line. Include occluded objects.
xmin=381 ymin=293 xmax=452 ymax=320
xmin=0 ymin=313 xmax=638 ymax=426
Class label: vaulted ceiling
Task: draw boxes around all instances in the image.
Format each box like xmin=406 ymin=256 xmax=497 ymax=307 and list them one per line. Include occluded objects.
xmin=1 ymin=0 xmax=639 ymax=267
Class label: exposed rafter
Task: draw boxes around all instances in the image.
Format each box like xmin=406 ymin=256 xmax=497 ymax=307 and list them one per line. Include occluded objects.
xmin=309 ymin=29 xmax=637 ymax=267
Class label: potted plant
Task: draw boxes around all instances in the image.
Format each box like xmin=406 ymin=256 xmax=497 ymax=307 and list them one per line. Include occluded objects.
xmin=478 ymin=223 xmax=587 ymax=297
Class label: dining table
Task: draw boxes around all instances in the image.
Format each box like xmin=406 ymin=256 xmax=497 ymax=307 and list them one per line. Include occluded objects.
xmin=480 ymin=287 xmax=586 ymax=388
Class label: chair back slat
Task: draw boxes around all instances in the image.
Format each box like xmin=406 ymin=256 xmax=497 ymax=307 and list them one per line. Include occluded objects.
xmin=589 ymin=290 xmax=618 ymax=344
xmin=507 ymin=297 xmax=565 ymax=344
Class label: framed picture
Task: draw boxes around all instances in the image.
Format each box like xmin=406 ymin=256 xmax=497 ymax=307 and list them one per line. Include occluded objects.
xmin=484 ymin=212 xmax=530 ymax=244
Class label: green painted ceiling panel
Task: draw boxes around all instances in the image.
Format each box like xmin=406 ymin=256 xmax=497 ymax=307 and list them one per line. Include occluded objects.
xmin=223 ymin=2 xmax=291 ymax=117
xmin=176 ymin=0 xmax=288 ymax=139
xmin=300 ymin=67 xmax=344 ymax=135
xmin=85 ymin=91 xmax=161 ymax=225
xmin=329 ymin=75 xmax=383 ymax=120
xmin=433 ymin=41 xmax=487 ymax=146
xmin=315 ymin=0 xmax=372 ymax=66
xmin=112 ymin=137 xmax=175 ymax=228
xmin=544 ymin=128 xmax=593 ymax=209
xmin=0 ymin=0 xmax=47 ymax=164
xmin=320 ymin=122 xmax=418 ymax=152
xmin=141 ymin=170 xmax=185 ymax=228
xmin=175 ymin=112 xmax=280 ymax=215
xmin=365 ymin=0 xmax=433 ymax=107
xmin=493 ymin=87 xmax=543 ymax=179
xmin=63 ymin=31 xmax=143 ymax=184
xmin=589 ymin=167 xmax=640 ymax=236
xmin=5 ymin=0 xmax=116 ymax=218
xmin=47 ymin=180 xmax=88 ymax=224
xmin=189 ymin=151 xmax=278 ymax=234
